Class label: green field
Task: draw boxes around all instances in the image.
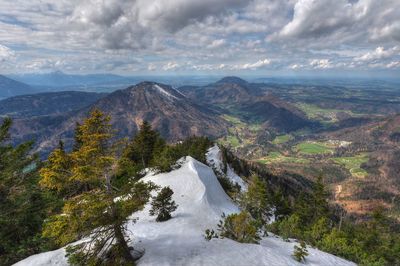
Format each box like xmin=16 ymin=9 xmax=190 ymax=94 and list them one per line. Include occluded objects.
xmin=295 ymin=103 xmax=361 ymax=123
xmin=294 ymin=142 xmax=333 ymax=155
xmin=332 ymin=154 xmax=369 ymax=178
xmin=218 ymin=114 xmax=263 ymax=148
xmin=272 ymin=134 xmax=293 ymax=144
xmin=257 ymin=151 xmax=310 ymax=164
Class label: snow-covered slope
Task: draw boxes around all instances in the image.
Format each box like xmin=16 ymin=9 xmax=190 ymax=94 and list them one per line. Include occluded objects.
xmin=15 ymin=157 xmax=355 ymax=266
xmin=206 ymin=144 xmax=248 ymax=191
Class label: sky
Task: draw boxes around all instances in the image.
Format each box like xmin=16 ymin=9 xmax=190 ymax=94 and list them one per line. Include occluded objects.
xmin=0 ymin=0 xmax=400 ymax=77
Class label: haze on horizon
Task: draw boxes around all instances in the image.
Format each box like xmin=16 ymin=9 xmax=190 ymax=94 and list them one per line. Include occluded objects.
xmin=0 ymin=0 xmax=400 ymax=78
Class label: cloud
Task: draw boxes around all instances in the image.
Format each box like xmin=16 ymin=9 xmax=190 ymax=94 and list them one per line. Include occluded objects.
xmin=233 ymin=58 xmax=271 ymax=70
xmin=279 ymin=0 xmax=354 ymax=39
xmin=355 ymin=46 xmax=400 ymax=62
xmin=289 ymin=63 xmax=304 ymax=70
xmin=386 ymin=61 xmax=400 ymax=68
xmin=275 ymin=0 xmax=400 ymax=48
xmin=207 ymin=39 xmax=226 ymax=49
xmin=309 ymin=59 xmax=332 ymax=69
xmin=0 ymin=44 xmax=15 ymax=61
xmin=68 ymin=0 xmax=252 ymax=50
xmin=0 ymin=0 xmax=399 ymax=74
xmin=162 ymin=61 xmax=179 ymax=71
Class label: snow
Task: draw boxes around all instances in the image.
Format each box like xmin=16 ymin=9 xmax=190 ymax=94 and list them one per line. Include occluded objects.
xmin=206 ymin=144 xmax=248 ymax=191
xmin=153 ymin=84 xmax=178 ymax=100
xmin=172 ymin=86 xmax=187 ymax=98
xmin=15 ymin=157 xmax=355 ymax=266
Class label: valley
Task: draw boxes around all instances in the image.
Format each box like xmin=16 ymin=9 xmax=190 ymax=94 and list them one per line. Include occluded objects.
xmin=178 ymin=77 xmax=400 ymax=218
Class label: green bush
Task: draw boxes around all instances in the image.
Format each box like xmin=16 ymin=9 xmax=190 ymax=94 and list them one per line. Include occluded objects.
xmin=217 ymin=212 xmax=260 ymax=244
xmin=293 ymin=241 xmax=308 ymax=262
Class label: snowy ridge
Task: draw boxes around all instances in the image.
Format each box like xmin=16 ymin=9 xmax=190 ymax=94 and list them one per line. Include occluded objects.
xmin=206 ymin=144 xmax=248 ymax=191
xmin=15 ymin=157 xmax=355 ymax=266
xmin=153 ymin=84 xmax=178 ymax=100
xmin=172 ymin=86 xmax=187 ymax=98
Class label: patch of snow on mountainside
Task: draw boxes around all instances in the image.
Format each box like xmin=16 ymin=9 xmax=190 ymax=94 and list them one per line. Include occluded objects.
xmin=15 ymin=157 xmax=355 ymax=266
xmin=153 ymin=84 xmax=178 ymax=100
xmin=206 ymin=144 xmax=248 ymax=191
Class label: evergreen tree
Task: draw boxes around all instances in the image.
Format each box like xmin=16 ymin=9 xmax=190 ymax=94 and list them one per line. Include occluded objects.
xmin=123 ymin=121 xmax=165 ymax=169
xmin=240 ymin=175 xmax=271 ymax=225
xmin=311 ymin=175 xmax=330 ymax=220
xmin=271 ymin=188 xmax=291 ymax=221
xmin=41 ymin=109 xmax=156 ymax=265
xmin=293 ymin=241 xmax=308 ymax=262
xmin=149 ymin=186 xmax=178 ymax=222
xmin=72 ymin=122 xmax=83 ymax=151
xmin=40 ymin=140 xmax=73 ymax=196
xmin=0 ymin=118 xmax=48 ymax=265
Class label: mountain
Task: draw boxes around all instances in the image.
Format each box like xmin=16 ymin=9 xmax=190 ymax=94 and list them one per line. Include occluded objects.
xmin=10 ymin=71 xmax=129 ymax=87
xmin=179 ymin=77 xmax=314 ymax=133
xmin=0 ymin=91 xmax=107 ymax=118
xmin=87 ymin=81 xmax=228 ymax=140
xmin=179 ymin=76 xmax=263 ymax=104
xmin=0 ymin=75 xmax=36 ymax=99
xmin=15 ymin=153 xmax=355 ymax=266
xmin=8 ymin=82 xmax=229 ymax=155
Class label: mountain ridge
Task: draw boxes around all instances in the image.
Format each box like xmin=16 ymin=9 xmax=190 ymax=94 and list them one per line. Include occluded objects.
xmin=0 ymin=75 xmax=36 ymax=99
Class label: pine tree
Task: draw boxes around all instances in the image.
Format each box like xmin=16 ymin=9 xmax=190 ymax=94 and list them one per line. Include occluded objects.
xmin=41 ymin=109 xmax=156 ymax=265
xmin=72 ymin=122 xmax=83 ymax=151
xmin=240 ymin=175 xmax=271 ymax=225
xmin=293 ymin=241 xmax=309 ymax=262
xmin=149 ymin=186 xmax=178 ymax=222
xmin=0 ymin=118 xmax=48 ymax=265
xmin=40 ymin=140 xmax=73 ymax=196
xmin=312 ymin=175 xmax=330 ymax=220
xmin=123 ymin=121 xmax=165 ymax=169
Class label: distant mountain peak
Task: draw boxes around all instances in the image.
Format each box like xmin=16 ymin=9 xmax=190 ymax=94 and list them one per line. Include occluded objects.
xmin=217 ymin=76 xmax=248 ymax=86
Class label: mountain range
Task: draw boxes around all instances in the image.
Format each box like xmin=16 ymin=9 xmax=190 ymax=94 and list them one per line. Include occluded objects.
xmin=3 ymin=78 xmax=317 ymax=156
xmin=0 ymin=75 xmax=36 ymax=99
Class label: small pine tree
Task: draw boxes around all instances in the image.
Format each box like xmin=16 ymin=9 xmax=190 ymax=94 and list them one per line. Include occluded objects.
xmin=293 ymin=241 xmax=309 ymax=263
xmin=217 ymin=211 xmax=260 ymax=244
xmin=149 ymin=186 xmax=178 ymax=222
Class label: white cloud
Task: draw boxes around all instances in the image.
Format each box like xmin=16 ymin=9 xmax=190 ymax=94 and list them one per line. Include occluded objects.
xmin=309 ymin=59 xmax=332 ymax=69
xmin=235 ymin=58 xmax=271 ymax=70
xmin=355 ymin=46 xmax=400 ymax=62
xmin=0 ymin=44 xmax=15 ymax=61
xmin=386 ymin=61 xmax=400 ymax=68
xmin=207 ymin=39 xmax=226 ymax=49
xmin=162 ymin=62 xmax=179 ymax=71
xmin=289 ymin=63 xmax=303 ymax=70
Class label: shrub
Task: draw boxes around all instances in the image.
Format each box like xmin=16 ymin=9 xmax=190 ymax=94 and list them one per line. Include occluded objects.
xmin=217 ymin=212 xmax=260 ymax=244
xmin=293 ymin=241 xmax=308 ymax=262
xmin=204 ymin=229 xmax=219 ymax=241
